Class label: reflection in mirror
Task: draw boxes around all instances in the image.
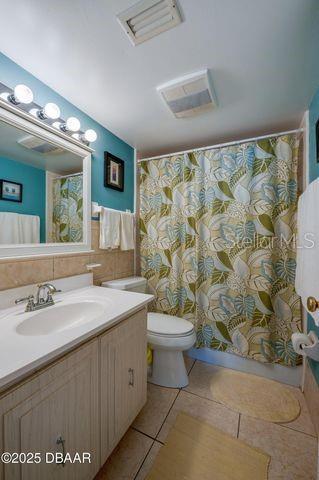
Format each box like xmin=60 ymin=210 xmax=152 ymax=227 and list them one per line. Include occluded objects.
xmin=0 ymin=118 xmax=83 ymax=245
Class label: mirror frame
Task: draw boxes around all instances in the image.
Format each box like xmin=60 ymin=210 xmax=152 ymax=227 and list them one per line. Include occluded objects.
xmin=0 ymin=99 xmax=93 ymax=259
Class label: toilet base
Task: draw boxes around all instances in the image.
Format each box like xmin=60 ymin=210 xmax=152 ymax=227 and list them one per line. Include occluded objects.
xmin=148 ymin=349 xmax=189 ymax=388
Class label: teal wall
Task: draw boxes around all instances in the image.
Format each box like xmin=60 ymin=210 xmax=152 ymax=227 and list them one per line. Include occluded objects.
xmin=0 ymin=156 xmax=46 ymax=242
xmin=0 ymin=52 xmax=135 ymax=212
xmin=308 ymin=86 xmax=319 ymax=383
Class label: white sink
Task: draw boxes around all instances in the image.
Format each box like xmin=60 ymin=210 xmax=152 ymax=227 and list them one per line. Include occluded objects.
xmin=16 ymin=300 xmax=107 ymax=336
xmin=0 ymin=284 xmax=153 ymax=391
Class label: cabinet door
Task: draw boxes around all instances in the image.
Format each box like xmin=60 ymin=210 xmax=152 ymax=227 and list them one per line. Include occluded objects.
xmin=100 ymin=309 xmax=147 ymax=463
xmin=1 ymin=341 xmax=99 ymax=480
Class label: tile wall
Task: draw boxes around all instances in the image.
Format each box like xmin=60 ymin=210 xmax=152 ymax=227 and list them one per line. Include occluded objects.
xmin=0 ymin=220 xmax=135 ymax=292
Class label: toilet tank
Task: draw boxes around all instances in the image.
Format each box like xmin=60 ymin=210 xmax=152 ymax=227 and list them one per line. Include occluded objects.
xmin=101 ymin=276 xmax=148 ymax=293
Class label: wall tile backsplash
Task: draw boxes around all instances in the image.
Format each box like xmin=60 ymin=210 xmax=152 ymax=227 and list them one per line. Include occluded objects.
xmin=0 ymin=221 xmax=134 ymax=291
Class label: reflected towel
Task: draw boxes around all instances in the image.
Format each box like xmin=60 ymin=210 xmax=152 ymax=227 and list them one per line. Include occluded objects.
xmin=0 ymin=212 xmax=40 ymax=244
xmin=99 ymin=207 xmax=121 ymax=249
xmin=120 ymin=212 xmax=135 ymax=251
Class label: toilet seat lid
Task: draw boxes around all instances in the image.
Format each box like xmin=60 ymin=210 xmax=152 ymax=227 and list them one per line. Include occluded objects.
xmin=147 ymin=312 xmax=194 ymax=336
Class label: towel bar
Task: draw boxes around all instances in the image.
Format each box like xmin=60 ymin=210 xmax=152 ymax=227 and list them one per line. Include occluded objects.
xmin=91 ymin=202 xmax=132 ymax=216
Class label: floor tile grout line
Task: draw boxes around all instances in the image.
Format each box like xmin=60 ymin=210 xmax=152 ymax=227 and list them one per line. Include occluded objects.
xmin=186 ymin=358 xmax=196 ymax=376
xmin=182 ymin=387 xmax=224 ymax=406
xmin=237 ymin=414 xmax=241 ymax=438
xmin=238 ymin=412 xmax=317 ymax=439
xmin=155 ymin=388 xmax=182 ymax=442
xmin=131 ymin=426 xmax=157 ymax=442
xmin=133 ymin=437 xmax=155 ymax=480
xmin=275 ymin=421 xmax=317 ymax=439
xmin=155 ymin=439 xmax=165 ymax=445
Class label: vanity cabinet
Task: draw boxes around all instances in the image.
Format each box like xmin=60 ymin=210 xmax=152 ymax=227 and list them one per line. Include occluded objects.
xmin=0 ymin=341 xmax=100 ymax=480
xmin=0 ymin=308 xmax=148 ymax=480
xmin=100 ymin=308 xmax=147 ymax=462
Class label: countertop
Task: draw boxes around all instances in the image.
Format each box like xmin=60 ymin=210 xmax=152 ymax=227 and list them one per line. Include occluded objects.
xmin=0 ymin=285 xmax=153 ymax=394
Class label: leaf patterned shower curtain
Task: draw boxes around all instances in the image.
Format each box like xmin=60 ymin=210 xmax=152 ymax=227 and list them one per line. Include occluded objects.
xmin=52 ymin=175 xmax=83 ymax=242
xmin=140 ymin=135 xmax=302 ymax=366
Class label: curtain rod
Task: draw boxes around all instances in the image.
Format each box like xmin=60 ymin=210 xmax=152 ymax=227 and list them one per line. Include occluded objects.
xmin=55 ymin=172 xmax=83 ymax=179
xmin=139 ymin=128 xmax=302 ymax=162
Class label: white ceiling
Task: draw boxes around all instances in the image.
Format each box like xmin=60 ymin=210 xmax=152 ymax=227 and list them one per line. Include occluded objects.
xmin=0 ymin=0 xmax=318 ymax=158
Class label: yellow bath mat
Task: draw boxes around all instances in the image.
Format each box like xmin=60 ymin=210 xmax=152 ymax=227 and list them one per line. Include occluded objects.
xmin=210 ymin=369 xmax=300 ymax=423
xmin=146 ymin=412 xmax=270 ymax=480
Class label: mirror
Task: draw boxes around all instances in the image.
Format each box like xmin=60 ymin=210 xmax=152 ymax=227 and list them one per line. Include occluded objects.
xmin=0 ymin=118 xmax=84 ymax=245
xmin=0 ymin=101 xmax=92 ymax=259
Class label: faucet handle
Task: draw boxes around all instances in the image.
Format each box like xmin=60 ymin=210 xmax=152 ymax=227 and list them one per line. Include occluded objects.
xmin=15 ymin=294 xmax=34 ymax=305
xmin=47 ymin=290 xmax=61 ymax=303
xmin=15 ymin=295 xmax=35 ymax=311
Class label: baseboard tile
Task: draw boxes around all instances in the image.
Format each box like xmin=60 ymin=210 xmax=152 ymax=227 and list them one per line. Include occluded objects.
xmin=187 ymin=347 xmax=302 ymax=387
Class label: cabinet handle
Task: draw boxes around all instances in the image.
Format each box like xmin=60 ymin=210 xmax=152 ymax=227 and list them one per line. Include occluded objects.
xmin=128 ymin=368 xmax=135 ymax=386
xmin=56 ymin=435 xmax=66 ymax=467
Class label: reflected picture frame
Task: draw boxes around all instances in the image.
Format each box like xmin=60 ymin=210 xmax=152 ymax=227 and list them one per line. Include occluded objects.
xmin=104 ymin=152 xmax=124 ymax=192
xmin=0 ymin=179 xmax=23 ymax=203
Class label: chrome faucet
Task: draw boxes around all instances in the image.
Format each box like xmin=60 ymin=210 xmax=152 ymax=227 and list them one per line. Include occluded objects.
xmin=15 ymin=294 xmax=36 ymax=312
xmin=15 ymin=283 xmax=62 ymax=312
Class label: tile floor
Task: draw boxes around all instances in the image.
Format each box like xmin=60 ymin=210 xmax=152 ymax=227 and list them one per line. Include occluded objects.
xmin=96 ymin=358 xmax=318 ymax=480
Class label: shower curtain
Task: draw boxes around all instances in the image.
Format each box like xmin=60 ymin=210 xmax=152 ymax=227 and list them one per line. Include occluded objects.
xmin=52 ymin=175 xmax=83 ymax=242
xmin=140 ymin=135 xmax=301 ymax=366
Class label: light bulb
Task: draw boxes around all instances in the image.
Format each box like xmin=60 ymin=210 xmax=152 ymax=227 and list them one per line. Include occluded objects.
xmin=66 ymin=117 xmax=80 ymax=132
xmin=30 ymin=103 xmax=60 ymax=121
xmin=29 ymin=108 xmax=38 ymax=117
xmin=83 ymin=129 xmax=97 ymax=143
xmin=40 ymin=103 xmax=60 ymax=120
xmin=0 ymin=92 xmax=10 ymax=101
xmin=11 ymin=84 xmax=33 ymax=104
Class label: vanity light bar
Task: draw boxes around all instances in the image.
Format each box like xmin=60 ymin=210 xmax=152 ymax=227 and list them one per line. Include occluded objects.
xmin=0 ymin=82 xmax=97 ymax=144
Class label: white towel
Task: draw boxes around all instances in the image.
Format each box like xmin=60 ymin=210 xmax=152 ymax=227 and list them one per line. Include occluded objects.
xmin=295 ymin=178 xmax=319 ymax=325
xmin=99 ymin=207 xmax=121 ymax=249
xmin=18 ymin=214 xmax=40 ymax=243
xmin=0 ymin=212 xmax=40 ymax=244
xmin=120 ymin=212 xmax=135 ymax=250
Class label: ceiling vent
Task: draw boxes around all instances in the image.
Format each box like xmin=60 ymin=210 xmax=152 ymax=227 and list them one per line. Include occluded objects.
xmin=117 ymin=0 xmax=182 ymax=46
xmin=18 ymin=135 xmax=63 ymax=154
xmin=157 ymin=70 xmax=217 ymax=118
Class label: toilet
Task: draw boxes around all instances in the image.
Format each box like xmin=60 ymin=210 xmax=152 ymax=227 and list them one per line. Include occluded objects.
xmin=101 ymin=276 xmax=196 ymax=388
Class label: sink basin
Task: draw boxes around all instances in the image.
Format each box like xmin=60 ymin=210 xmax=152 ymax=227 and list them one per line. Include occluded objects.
xmin=16 ymin=300 xmax=107 ymax=336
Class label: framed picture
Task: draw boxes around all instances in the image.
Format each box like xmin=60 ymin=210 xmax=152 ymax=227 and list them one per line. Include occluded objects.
xmin=0 ymin=179 xmax=23 ymax=202
xmin=104 ymin=152 xmax=124 ymax=192
xmin=317 ymin=118 xmax=319 ymax=163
